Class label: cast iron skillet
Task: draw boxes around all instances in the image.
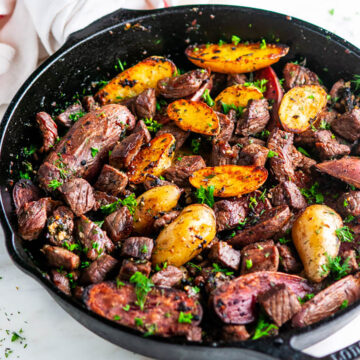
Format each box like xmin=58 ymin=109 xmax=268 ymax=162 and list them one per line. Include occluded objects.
xmin=1 ymin=5 xmax=360 ymax=360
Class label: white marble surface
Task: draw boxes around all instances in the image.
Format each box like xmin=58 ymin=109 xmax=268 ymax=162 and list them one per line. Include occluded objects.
xmin=1 ymin=1 xmax=360 ymax=359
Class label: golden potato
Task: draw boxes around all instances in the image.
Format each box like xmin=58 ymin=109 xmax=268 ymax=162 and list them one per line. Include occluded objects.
xmin=152 ymin=204 xmax=216 ymax=267
xmin=185 ymin=42 xmax=289 ymax=74
xmin=167 ymin=99 xmax=220 ymax=136
xmin=133 ymin=185 xmax=182 ymax=235
xmin=127 ymin=133 xmax=176 ymax=184
xmin=279 ymin=85 xmax=328 ymax=133
xmin=95 ymin=56 xmax=176 ymax=104
xmin=189 ymin=165 xmax=268 ymax=197
xmin=214 ymin=84 xmax=263 ymax=111
xmin=292 ymin=204 xmax=343 ymax=282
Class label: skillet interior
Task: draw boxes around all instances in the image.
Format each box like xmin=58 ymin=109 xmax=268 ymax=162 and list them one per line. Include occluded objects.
xmin=1 ymin=5 xmax=360 ymax=360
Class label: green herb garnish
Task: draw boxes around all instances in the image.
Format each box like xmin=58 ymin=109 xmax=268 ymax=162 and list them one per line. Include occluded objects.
xmin=195 ymin=185 xmax=215 ymax=208
xmin=129 ymin=272 xmax=154 ymax=310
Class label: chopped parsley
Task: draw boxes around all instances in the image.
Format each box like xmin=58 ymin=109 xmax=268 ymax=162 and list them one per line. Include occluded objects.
xmin=278 ymin=237 xmax=291 ymax=244
xmin=231 ymin=35 xmax=241 ymax=45
xmin=340 ymin=299 xmax=349 ymax=309
xmin=144 ymin=117 xmax=162 ymax=133
xmin=248 ymin=196 xmax=258 ymax=209
xmin=307 ymin=95 xmax=315 ymax=100
xmin=202 ymin=89 xmax=215 ymax=107
xmin=178 ymin=312 xmax=193 ymax=324
xmin=218 ymin=39 xmax=226 ymax=46
xmin=144 ymin=323 xmax=157 ymax=337
xmin=221 ymin=102 xmax=244 ymax=116
xmin=115 ymin=59 xmax=127 ymax=72
xmin=344 ymin=214 xmax=355 ymax=223
xmin=329 ymin=8 xmax=335 ymax=15
xmin=246 ymin=259 xmax=253 ymax=269
xmin=191 ymin=138 xmax=201 ymax=154
xmin=195 ymin=185 xmax=215 ymax=208
xmin=300 ymin=182 xmax=324 ymax=204
xmin=100 ymin=193 xmax=137 ymax=215
xmin=335 ymin=226 xmax=354 ymax=242
xmin=252 ymin=313 xmax=278 ymax=340
xmin=298 ymin=293 xmax=315 ymax=304
xmin=351 ymin=74 xmax=360 ymax=93
xmin=187 ymin=262 xmax=202 ymax=272
xmin=260 ymin=39 xmax=267 ymax=49
xmin=48 ymin=179 xmax=63 ymax=190
xmin=123 ymin=304 xmax=130 ymax=311
xmin=69 ymin=111 xmax=86 ymax=122
xmin=267 ymin=150 xmax=278 ymax=158
xmin=113 ymin=315 xmax=121 ymax=321
xmin=91 ymin=147 xmax=99 ymax=157
xmin=141 ymin=245 xmax=148 ymax=254
xmin=212 ymin=263 xmax=234 ymax=276
xmin=244 ymin=79 xmax=268 ymax=93
xmin=22 ymin=145 xmax=36 ymax=156
xmin=135 ymin=317 xmax=144 ymax=326
xmin=116 ymin=279 xmax=125 ymax=288
xmin=319 ymin=119 xmax=331 ymax=130
xmin=129 ymin=272 xmax=154 ymax=310
xmin=321 ymin=253 xmax=350 ymax=280
xmin=297 ymin=147 xmax=311 ymax=157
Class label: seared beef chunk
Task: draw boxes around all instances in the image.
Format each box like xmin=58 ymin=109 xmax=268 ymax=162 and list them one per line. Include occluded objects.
xmin=200 ymin=267 xmax=231 ymax=293
xmin=227 ymin=73 xmax=247 ymax=86
xmin=258 ymin=283 xmax=301 ymax=327
xmin=156 ymin=122 xmax=189 ymax=150
xmin=153 ymin=210 xmax=180 ymax=230
xmin=188 ymin=77 xmax=213 ymax=101
xmin=237 ymin=143 xmax=269 ymax=166
xmin=151 ymin=265 xmax=183 ymax=287
xmin=36 ymin=112 xmax=58 ymax=153
xmin=12 ymin=179 xmax=40 ymax=214
xmin=103 ymin=206 xmax=133 ymax=243
xmin=41 ymin=244 xmax=80 ymax=270
xmin=118 ymin=259 xmax=151 ymax=280
xmin=143 ymin=175 xmax=172 ymax=190
xmin=46 ymin=206 xmax=74 ymax=246
xmin=235 ymin=99 xmax=270 ymax=136
xmin=283 ymin=62 xmax=319 ymax=91
xmin=37 ymin=161 xmax=65 ymax=192
xmin=277 ymin=244 xmax=302 ymax=273
xmin=214 ymin=112 xmax=235 ymax=143
xmin=330 ymin=79 xmax=345 ymax=100
xmin=18 ymin=199 xmax=47 ymax=240
xmin=211 ymin=271 xmax=312 ymax=324
xmin=241 ymin=240 xmax=279 ymax=274
xmin=214 ymin=197 xmax=247 ymax=232
xmin=56 ymin=103 xmax=84 ymax=128
xmin=209 ymin=242 xmax=240 ymax=271
xmin=92 ymin=191 xmax=118 ymax=211
xmin=50 ymin=269 xmax=71 ymax=295
xmin=292 ymin=275 xmax=360 ymax=327
xmin=60 ymin=178 xmax=95 ymax=216
xmin=340 ymin=249 xmax=359 ymax=274
xmin=332 ymin=109 xmax=360 ymax=142
xmin=38 ymin=105 xmax=135 ymax=188
xmin=229 ymin=205 xmax=291 ymax=248
xmin=76 ymin=215 xmax=114 ymax=260
xmin=80 ymin=254 xmax=118 ymax=285
xmin=94 ymin=164 xmax=128 ymax=196
xmin=222 ymin=325 xmax=250 ymax=341
xmin=133 ymin=119 xmax=151 ymax=143
xmin=121 ymin=237 xmax=154 ymax=260
xmin=336 ymin=191 xmax=360 ymax=217
xmin=109 ymin=132 xmax=144 ymax=169
xmin=85 ymin=282 xmax=202 ymax=340
xmin=157 ymin=69 xmax=209 ymax=98
xmin=163 ymin=155 xmax=206 ymax=187
xmin=269 ymin=181 xmax=306 ymax=210
xmin=82 ymin=95 xmax=99 ymax=112
xmin=134 ymin=88 xmax=156 ymax=119
xmin=210 ymin=141 xmax=239 ymax=166
xmin=330 ymin=80 xmax=356 ymax=113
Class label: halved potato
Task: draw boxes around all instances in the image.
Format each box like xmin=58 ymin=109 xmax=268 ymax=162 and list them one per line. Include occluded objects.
xmin=214 ymin=84 xmax=263 ymax=111
xmin=127 ymin=133 xmax=176 ymax=184
xmin=279 ymin=85 xmax=328 ymax=133
xmin=133 ymin=185 xmax=182 ymax=234
xmin=95 ymin=56 xmax=176 ymax=104
xmin=152 ymin=204 xmax=216 ymax=267
xmin=185 ymin=42 xmax=289 ymax=74
xmin=167 ymin=99 xmax=220 ymax=136
xmin=189 ymin=165 xmax=268 ymax=197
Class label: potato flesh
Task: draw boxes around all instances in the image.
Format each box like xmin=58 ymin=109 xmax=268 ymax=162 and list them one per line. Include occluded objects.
xmin=292 ymin=205 xmax=342 ymax=282
xmin=167 ymin=99 xmax=220 ymax=136
xmin=185 ymin=43 xmax=289 ymax=74
xmin=189 ymin=165 xmax=268 ymax=197
xmin=127 ymin=133 xmax=176 ymax=184
xmin=95 ymin=56 xmax=176 ymax=104
xmin=133 ymin=185 xmax=181 ymax=235
xmin=152 ymin=204 xmax=216 ymax=267
xmin=279 ymin=85 xmax=328 ymax=133
xmin=214 ymin=85 xmax=263 ymax=111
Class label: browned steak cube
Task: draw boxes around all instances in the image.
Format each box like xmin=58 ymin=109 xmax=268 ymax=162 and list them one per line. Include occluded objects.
xmin=42 ymin=244 xmax=80 ymax=270
xmin=46 ymin=206 xmax=74 ymax=246
xmin=12 ymin=179 xmax=40 ymax=214
xmin=214 ymin=112 xmax=235 ymax=143
xmin=214 ymin=197 xmax=247 ymax=232
xmin=277 ymin=244 xmax=303 ymax=273
xmin=269 ymin=181 xmax=307 ymax=210
xmin=209 ymin=242 xmax=240 ymax=271
xmin=133 ymin=119 xmax=151 ymax=143
xmin=151 ymin=265 xmax=183 ymax=287
xmin=210 ymin=141 xmax=239 ymax=166
xmin=36 ymin=111 xmax=58 ymax=153
xmin=103 ymin=206 xmax=133 ymax=243
xmin=237 ymin=143 xmax=269 ymax=167
xmin=94 ymin=164 xmax=128 ymax=196
xmin=56 ymin=103 xmax=84 ymax=128
xmin=340 ymin=249 xmax=359 ymax=274
xmin=153 ymin=210 xmax=180 ymax=230
xmin=50 ymin=269 xmax=71 ymax=295
xmin=222 ymin=325 xmax=250 ymax=341
xmin=283 ymin=62 xmax=319 ymax=91
xmin=134 ymin=89 xmax=156 ymax=120
xmin=82 ymin=95 xmax=100 ymax=112
xmin=121 ymin=237 xmax=154 ymax=260
xmin=118 ymin=259 xmax=152 ymax=280
xmin=92 ymin=191 xmax=118 ymax=211
xmin=331 ymin=109 xmax=360 ymax=142
xmin=156 ymin=122 xmax=189 ymax=150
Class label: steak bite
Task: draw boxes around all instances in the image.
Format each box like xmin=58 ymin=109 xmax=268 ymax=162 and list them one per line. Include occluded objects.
xmin=118 ymin=259 xmax=152 ymax=280
xmin=12 ymin=179 xmax=40 ymax=214
xmin=222 ymin=325 xmax=250 ymax=342
xmin=240 ymin=240 xmax=279 ymax=274
xmin=214 ymin=197 xmax=247 ymax=232
xmin=134 ymin=88 xmax=156 ymax=119
xmin=292 ymin=275 xmax=360 ymax=327
xmin=94 ymin=164 xmax=128 ymax=196
xmin=36 ymin=111 xmax=58 ymax=153
xmin=331 ymin=109 xmax=360 ymax=142
xmin=46 ymin=206 xmax=74 ymax=246
xmin=269 ymin=181 xmax=307 ymax=210
xmin=103 ymin=206 xmax=133 ymax=243
xmin=80 ymin=254 xmax=119 ymax=285
xmin=237 ymin=143 xmax=269 ymax=167
xmin=121 ymin=237 xmax=154 ymax=260
xmin=76 ymin=215 xmax=114 ymax=260
xmin=41 ymin=244 xmax=80 ymax=271
xmin=50 ymin=269 xmax=71 ymax=295
xmin=92 ymin=191 xmax=118 ymax=211
xmin=163 ymin=155 xmax=206 ymax=187
xmin=258 ymin=283 xmax=301 ymax=327
xmin=235 ymin=99 xmax=270 ymax=136
xmin=210 ymin=141 xmax=239 ymax=166
xmin=209 ymin=242 xmax=241 ymax=271
xmin=153 ymin=210 xmax=180 ymax=230
xmin=340 ymin=249 xmax=359 ymax=274
xmin=156 ymin=122 xmax=189 ymax=150
xmin=56 ymin=103 xmax=85 ymax=128
xmin=214 ymin=111 xmax=235 ymax=143
xmin=151 ymin=265 xmax=184 ymax=287
xmin=277 ymin=244 xmax=302 ymax=273
xmin=133 ymin=119 xmax=151 ymax=143
xmin=282 ymin=62 xmax=319 ymax=91
xmin=82 ymin=95 xmax=100 ymax=112
xmin=336 ymin=191 xmax=360 ymax=217
xmin=60 ymin=178 xmax=95 ymax=216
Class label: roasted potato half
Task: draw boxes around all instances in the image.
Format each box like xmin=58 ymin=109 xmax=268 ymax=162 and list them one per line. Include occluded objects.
xmin=189 ymin=165 xmax=268 ymax=197
xmin=133 ymin=185 xmax=182 ymax=235
xmin=185 ymin=42 xmax=289 ymax=74
xmin=95 ymin=56 xmax=176 ymax=104
xmin=127 ymin=133 xmax=176 ymax=184
xmin=292 ymin=204 xmax=343 ymax=282
xmin=279 ymin=85 xmax=328 ymax=133
xmin=214 ymin=84 xmax=263 ymax=111
xmin=167 ymin=99 xmax=220 ymax=136
xmin=152 ymin=204 xmax=216 ymax=267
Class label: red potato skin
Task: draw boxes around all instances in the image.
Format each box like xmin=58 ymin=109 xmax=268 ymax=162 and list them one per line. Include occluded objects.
xmin=210 ymin=271 xmax=312 ymax=324
xmin=255 ymin=66 xmax=283 ymax=130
